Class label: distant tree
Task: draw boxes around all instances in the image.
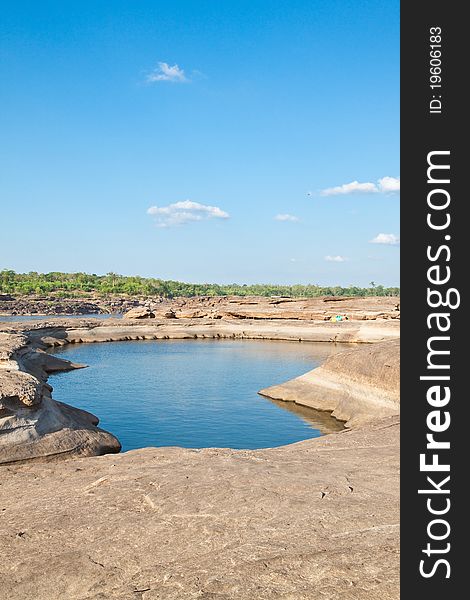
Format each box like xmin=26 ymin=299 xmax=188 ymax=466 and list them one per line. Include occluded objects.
xmin=0 ymin=270 xmax=399 ymax=298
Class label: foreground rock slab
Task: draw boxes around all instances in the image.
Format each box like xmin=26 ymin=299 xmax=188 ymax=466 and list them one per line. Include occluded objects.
xmin=0 ymin=417 xmax=399 ymax=600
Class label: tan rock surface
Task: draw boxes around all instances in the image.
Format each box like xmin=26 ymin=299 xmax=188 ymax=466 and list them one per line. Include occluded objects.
xmin=24 ymin=318 xmax=399 ymax=347
xmin=130 ymin=295 xmax=401 ymax=322
xmin=123 ymin=306 xmax=155 ymax=319
xmin=0 ymin=369 xmax=45 ymax=408
xmin=0 ymin=294 xmax=401 ymax=322
xmin=0 ymin=332 xmax=120 ymax=465
xmin=0 ymin=299 xmax=400 ymax=598
xmin=0 ymin=417 xmax=399 ymax=600
xmin=260 ymin=340 xmax=400 ymax=427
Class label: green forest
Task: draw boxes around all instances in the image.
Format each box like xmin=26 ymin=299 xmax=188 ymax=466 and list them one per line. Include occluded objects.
xmin=0 ymin=270 xmax=399 ymax=298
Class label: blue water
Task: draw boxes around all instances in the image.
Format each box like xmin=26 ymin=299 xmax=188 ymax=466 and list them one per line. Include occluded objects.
xmin=0 ymin=313 xmax=122 ymax=321
xmin=50 ymin=339 xmax=344 ymax=451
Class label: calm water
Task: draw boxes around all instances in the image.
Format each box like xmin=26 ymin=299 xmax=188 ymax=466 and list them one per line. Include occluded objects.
xmin=50 ymin=339 xmax=344 ymax=451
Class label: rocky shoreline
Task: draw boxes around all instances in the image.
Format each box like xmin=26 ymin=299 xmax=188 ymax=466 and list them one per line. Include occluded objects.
xmin=0 ymin=297 xmax=400 ymax=599
xmin=260 ymin=339 xmax=399 ymax=428
xmin=0 ymin=330 xmax=121 ymax=465
xmin=0 ymin=294 xmax=142 ymax=316
xmin=0 ymin=315 xmax=399 ymax=464
xmin=0 ymin=293 xmax=400 ymax=320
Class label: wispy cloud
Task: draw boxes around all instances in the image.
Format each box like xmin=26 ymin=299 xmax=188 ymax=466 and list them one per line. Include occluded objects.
xmin=370 ymin=233 xmax=400 ymax=246
xmin=324 ymin=255 xmax=348 ymax=262
xmin=320 ymin=176 xmax=400 ymax=196
xmin=147 ymin=200 xmax=229 ymax=227
xmin=274 ymin=214 xmax=300 ymax=222
xmin=146 ymin=62 xmax=188 ymax=83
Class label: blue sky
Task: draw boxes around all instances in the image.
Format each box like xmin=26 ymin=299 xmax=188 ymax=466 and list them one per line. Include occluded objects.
xmin=0 ymin=0 xmax=399 ymax=286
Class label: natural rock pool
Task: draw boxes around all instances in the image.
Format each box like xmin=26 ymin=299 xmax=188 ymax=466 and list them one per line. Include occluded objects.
xmin=50 ymin=339 xmax=344 ymax=451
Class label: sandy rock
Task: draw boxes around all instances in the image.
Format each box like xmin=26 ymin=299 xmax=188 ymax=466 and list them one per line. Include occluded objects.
xmin=168 ymin=296 xmax=401 ymax=322
xmin=0 ymin=417 xmax=399 ymax=600
xmin=0 ymin=394 xmax=121 ymax=464
xmin=260 ymin=339 xmax=399 ymax=427
xmin=0 ymin=369 xmax=45 ymax=409
xmin=1 ymin=295 xmax=401 ymax=322
xmin=123 ymin=306 xmax=155 ymax=319
xmin=0 ymin=335 xmax=120 ymax=465
xmin=0 ymin=332 xmax=28 ymax=362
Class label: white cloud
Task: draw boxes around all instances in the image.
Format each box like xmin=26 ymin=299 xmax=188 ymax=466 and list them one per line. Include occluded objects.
xmin=378 ymin=176 xmax=400 ymax=193
xmin=324 ymin=255 xmax=348 ymax=262
xmin=147 ymin=200 xmax=229 ymax=227
xmin=321 ymin=181 xmax=378 ymax=196
xmin=275 ymin=214 xmax=300 ymax=222
xmin=320 ymin=176 xmax=400 ymax=196
xmin=370 ymin=233 xmax=400 ymax=246
xmin=146 ymin=62 xmax=188 ymax=83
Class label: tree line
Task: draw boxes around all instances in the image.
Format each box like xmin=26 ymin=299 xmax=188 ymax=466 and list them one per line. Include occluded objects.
xmin=0 ymin=270 xmax=399 ymax=298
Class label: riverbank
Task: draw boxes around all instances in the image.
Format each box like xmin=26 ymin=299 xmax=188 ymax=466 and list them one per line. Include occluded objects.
xmin=260 ymin=339 xmax=399 ymax=427
xmin=0 ymin=293 xmax=400 ymax=320
xmin=0 ymin=315 xmax=398 ymax=464
xmin=0 ymin=299 xmax=400 ymax=599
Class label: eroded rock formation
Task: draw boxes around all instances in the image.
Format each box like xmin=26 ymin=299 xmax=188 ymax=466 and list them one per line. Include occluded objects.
xmin=260 ymin=339 xmax=400 ymax=427
xmin=1 ymin=294 xmax=400 ymax=321
xmin=123 ymin=306 xmax=155 ymax=319
xmin=0 ymin=332 xmax=120 ymax=465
